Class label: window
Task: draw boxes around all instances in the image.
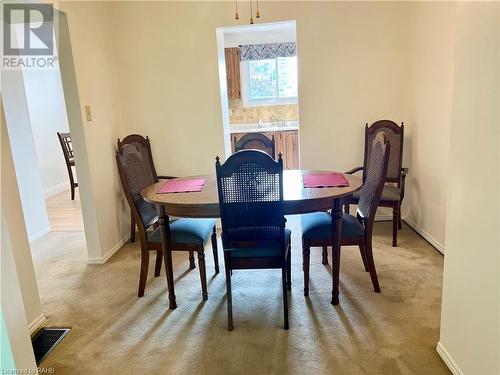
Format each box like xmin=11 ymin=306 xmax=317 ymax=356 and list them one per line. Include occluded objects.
xmin=242 ymin=56 xmax=298 ymax=106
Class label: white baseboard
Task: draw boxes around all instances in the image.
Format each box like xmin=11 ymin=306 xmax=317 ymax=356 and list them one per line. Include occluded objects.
xmin=86 ymin=233 xmax=130 ymax=264
xmin=28 ymin=313 xmax=47 ymax=335
xmin=403 ymin=216 xmax=445 ymax=254
xmin=28 ymin=226 xmax=51 ymax=243
xmin=436 ymin=342 xmax=463 ymax=375
xmin=44 ymin=182 xmax=69 ymax=198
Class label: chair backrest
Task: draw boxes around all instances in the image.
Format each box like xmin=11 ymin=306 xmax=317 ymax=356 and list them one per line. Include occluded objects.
xmin=357 ymin=132 xmax=391 ymax=226
xmin=57 ymin=132 xmax=74 ymax=162
xmin=215 ymin=150 xmax=285 ymax=251
xmin=363 ymin=120 xmax=403 ymax=185
xmin=233 ymin=133 xmax=276 ymax=159
xmin=117 ymin=134 xmax=159 ymax=182
xmin=116 ymin=143 xmax=158 ymax=238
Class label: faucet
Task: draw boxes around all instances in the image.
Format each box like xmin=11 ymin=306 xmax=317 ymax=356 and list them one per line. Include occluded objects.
xmin=270 ymin=115 xmax=279 ymax=127
xmin=257 ymin=118 xmax=263 ymax=128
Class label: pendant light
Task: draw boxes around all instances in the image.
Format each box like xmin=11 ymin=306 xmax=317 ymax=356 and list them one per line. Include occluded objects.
xmin=249 ymin=0 xmax=254 ymax=24
xmin=233 ymin=0 xmax=260 ymax=24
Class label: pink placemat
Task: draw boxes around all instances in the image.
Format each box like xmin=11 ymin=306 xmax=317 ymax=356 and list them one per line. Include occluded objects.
xmin=303 ymin=173 xmax=349 ymax=188
xmin=158 ymin=179 xmax=205 ymax=194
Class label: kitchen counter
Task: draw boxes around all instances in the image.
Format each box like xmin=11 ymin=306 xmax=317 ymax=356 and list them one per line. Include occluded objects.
xmin=229 ymin=121 xmax=299 ymax=134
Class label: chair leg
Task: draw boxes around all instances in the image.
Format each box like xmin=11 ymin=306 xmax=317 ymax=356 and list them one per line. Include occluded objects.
xmin=364 ymin=241 xmax=381 ymax=292
xmin=224 ymin=257 xmax=233 ymax=331
xmin=211 ymin=228 xmax=219 ymax=274
xmin=130 ymin=214 xmax=136 ymax=243
xmin=321 ymin=246 xmax=328 ymax=265
xmin=358 ymin=244 xmax=369 ymax=272
xmin=68 ymin=166 xmax=76 ymax=201
xmin=302 ymin=243 xmax=310 ymax=297
xmin=286 ymin=243 xmax=292 ymax=290
xmin=138 ymin=249 xmax=149 ymax=297
xmin=392 ymin=204 xmax=399 ymax=247
xmin=332 ymin=244 xmax=341 ymax=305
xmin=154 ymin=250 xmax=162 ymax=276
xmin=197 ymin=250 xmax=208 ymax=301
xmin=398 ymin=203 xmax=402 ymax=229
xmin=282 ymin=266 xmax=289 ymax=330
xmin=189 ymin=250 xmax=196 ymax=269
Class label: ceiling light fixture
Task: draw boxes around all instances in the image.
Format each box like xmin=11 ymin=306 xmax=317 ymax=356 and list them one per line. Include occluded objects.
xmin=234 ymin=0 xmax=261 ymax=24
xmin=249 ymin=0 xmax=254 ymax=24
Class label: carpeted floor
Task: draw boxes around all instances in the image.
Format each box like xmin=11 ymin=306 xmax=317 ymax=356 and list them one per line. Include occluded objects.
xmin=30 ymin=218 xmax=449 ymax=374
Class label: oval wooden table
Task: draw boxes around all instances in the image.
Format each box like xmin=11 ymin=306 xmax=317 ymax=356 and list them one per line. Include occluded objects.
xmin=142 ymin=170 xmax=362 ymax=309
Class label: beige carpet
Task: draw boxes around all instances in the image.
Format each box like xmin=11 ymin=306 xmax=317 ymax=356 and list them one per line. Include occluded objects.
xmin=30 ymin=218 xmax=449 ymax=374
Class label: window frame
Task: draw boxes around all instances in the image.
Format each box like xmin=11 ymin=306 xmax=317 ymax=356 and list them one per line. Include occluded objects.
xmin=240 ymin=56 xmax=298 ymax=107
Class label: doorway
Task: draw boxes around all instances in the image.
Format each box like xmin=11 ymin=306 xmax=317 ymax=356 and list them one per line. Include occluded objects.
xmin=4 ymin=20 xmax=84 ymax=242
xmin=216 ymin=21 xmax=300 ymax=168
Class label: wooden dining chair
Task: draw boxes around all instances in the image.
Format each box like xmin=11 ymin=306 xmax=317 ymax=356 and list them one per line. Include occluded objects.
xmin=116 ymin=143 xmax=219 ymax=298
xmin=301 ymin=132 xmax=390 ymax=301
xmin=233 ymin=133 xmax=276 ymax=159
xmin=343 ymin=120 xmax=408 ymax=246
xmin=57 ymin=132 xmax=78 ymax=200
xmin=215 ymin=150 xmax=291 ymax=330
xmin=117 ymin=135 xmax=177 ymax=244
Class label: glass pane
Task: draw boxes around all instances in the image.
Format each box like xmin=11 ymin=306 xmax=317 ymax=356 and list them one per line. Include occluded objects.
xmin=277 ymin=56 xmax=298 ymax=98
xmin=248 ymin=59 xmax=277 ymax=100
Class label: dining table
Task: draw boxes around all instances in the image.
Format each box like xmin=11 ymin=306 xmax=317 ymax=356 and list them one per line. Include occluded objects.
xmin=142 ymin=170 xmax=363 ymax=309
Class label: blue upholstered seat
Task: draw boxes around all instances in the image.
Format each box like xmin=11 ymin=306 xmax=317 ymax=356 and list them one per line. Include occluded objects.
xmin=148 ymin=218 xmax=215 ymax=245
xmin=301 ymin=212 xmax=365 ymax=240
xmin=225 ymin=228 xmax=291 ymax=258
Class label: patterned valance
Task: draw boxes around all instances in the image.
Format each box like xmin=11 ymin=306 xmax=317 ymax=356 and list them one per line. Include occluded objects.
xmin=239 ymin=42 xmax=296 ymax=61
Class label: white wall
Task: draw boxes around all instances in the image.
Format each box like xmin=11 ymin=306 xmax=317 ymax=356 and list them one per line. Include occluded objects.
xmin=2 ymin=67 xmax=51 ymax=243
xmin=437 ymin=2 xmax=500 ymax=374
xmin=1 ymin=101 xmax=38 ymax=370
xmin=404 ymin=2 xmax=457 ymax=252
xmin=1 ymin=100 xmax=45 ymax=336
xmin=23 ymin=50 xmax=71 ymax=198
xmin=58 ymin=2 xmax=130 ymax=262
xmin=223 ymin=21 xmax=296 ymax=47
xmin=0 ymin=220 xmax=38 ymax=371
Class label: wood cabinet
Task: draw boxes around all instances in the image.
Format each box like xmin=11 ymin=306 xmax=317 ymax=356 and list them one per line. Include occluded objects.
xmin=231 ymin=130 xmax=299 ymax=170
xmin=278 ymin=131 xmax=299 ymax=170
xmin=225 ymin=48 xmax=241 ymax=99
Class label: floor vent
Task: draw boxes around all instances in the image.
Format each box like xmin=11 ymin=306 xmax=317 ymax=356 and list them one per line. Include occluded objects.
xmin=31 ymin=328 xmax=70 ymax=365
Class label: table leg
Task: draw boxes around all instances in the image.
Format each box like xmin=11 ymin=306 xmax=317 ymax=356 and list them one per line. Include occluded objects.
xmin=158 ymin=205 xmax=177 ymax=309
xmin=331 ymin=198 xmax=343 ymax=305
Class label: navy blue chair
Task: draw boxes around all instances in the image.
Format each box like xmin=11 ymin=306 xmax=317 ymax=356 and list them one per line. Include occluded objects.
xmin=216 ymin=150 xmax=291 ymax=330
xmin=343 ymin=120 xmax=408 ymax=247
xmin=116 ymin=143 xmax=218 ymax=299
xmin=301 ymin=132 xmax=390 ymax=302
xmin=117 ymin=134 xmax=177 ymax=244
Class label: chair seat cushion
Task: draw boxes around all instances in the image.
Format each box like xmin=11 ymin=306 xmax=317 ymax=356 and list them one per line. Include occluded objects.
xmin=148 ymin=218 xmax=215 ymax=245
xmin=225 ymin=228 xmax=291 ymax=258
xmin=301 ymin=212 xmax=364 ymax=240
xmin=352 ymin=185 xmax=400 ymax=202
